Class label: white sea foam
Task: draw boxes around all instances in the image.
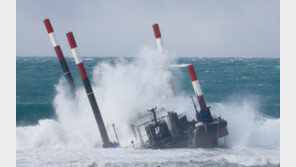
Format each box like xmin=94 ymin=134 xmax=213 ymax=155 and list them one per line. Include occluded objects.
xmin=211 ymin=98 xmax=280 ymax=148
xmin=16 ymin=46 xmax=279 ymax=166
xmin=169 ymin=64 xmax=190 ymax=68
xmin=17 ymin=46 xmax=176 ymax=149
xmin=16 ymin=147 xmax=279 ymax=166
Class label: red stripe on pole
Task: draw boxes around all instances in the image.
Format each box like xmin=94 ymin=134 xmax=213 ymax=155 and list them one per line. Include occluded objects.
xmin=43 ymin=18 xmax=54 ymax=34
xmin=152 ymin=24 xmax=161 ymax=38
xmin=54 ymin=45 xmax=64 ymax=61
xmin=197 ymin=95 xmax=207 ymax=111
xmin=66 ymin=32 xmax=77 ymax=49
xmin=77 ymin=63 xmax=88 ymax=79
xmin=187 ymin=64 xmax=198 ymax=81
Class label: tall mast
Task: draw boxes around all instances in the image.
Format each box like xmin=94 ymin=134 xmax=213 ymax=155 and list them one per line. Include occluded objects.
xmin=187 ymin=64 xmax=207 ymax=111
xmin=152 ymin=23 xmax=176 ymax=95
xmin=187 ymin=64 xmax=213 ymax=123
xmin=43 ymin=18 xmax=76 ymax=95
xmin=152 ymin=23 xmax=165 ymax=53
xmin=66 ymin=32 xmax=112 ymax=148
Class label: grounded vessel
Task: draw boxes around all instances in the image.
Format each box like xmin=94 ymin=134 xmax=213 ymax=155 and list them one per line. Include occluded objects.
xmin=130 ymin=65 xmax=228 ymax=149
xmin=43 ymin=19 xmax=228 ymax=149
xmin=128 ymin=24 xmax=228 ymax=149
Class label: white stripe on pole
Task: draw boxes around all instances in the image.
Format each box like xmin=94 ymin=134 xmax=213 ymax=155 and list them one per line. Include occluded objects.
xmin=156 ymin=38 xmax=165 ymax=53
xmin=71 ymin=48 xmax=82 ymax=64
xmin=48 ymin=32 xmax=58 ymax=47
xmin=192 ymin=80 xmax=203 ymax=96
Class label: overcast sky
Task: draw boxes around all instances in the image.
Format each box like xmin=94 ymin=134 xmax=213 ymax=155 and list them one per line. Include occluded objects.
xmin=17 ymin=0 xmax=279 ymax=58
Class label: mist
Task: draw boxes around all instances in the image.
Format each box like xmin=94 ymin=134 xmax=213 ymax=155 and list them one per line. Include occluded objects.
xmin=17 ymin=0 xmax=279 ymax=58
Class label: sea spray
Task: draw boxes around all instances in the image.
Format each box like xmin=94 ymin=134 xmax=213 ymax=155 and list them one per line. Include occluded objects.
xmin=16 ymin=48 xmax=279 ymax=149
xmin=17 ymin=47 xmax=176 ymax=148
xmin=91 ymin=47 xmax=176 ymax=144
xmin=16 ymin=79 xmax=102 ymax=149
xmin=17 ymin=88 xmax=280 ymax=149
xmin=211 ymin=97 xmax=280 ymax=147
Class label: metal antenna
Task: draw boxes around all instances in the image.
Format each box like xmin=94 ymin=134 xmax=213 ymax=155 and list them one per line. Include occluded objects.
xmin=147 ymin=107 xmax=158 ymax=125
xmin=112 ymin=124 xmax=120 ymax=144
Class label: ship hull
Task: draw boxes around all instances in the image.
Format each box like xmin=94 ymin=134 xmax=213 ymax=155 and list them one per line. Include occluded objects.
xmin=144 ymin=126 xmax=228 ymax=149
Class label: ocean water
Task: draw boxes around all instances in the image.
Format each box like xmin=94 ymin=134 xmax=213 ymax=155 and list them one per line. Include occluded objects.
xmin=16 ymin=47 xmax=280 ymax=166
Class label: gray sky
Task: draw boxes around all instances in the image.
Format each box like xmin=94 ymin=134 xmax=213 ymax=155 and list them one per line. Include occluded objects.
xmin=17 ymin=0 xmax=279 ymax=58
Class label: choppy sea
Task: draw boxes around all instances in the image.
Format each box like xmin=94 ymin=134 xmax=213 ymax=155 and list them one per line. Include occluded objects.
xmin=16 ymin=48 xmax=280 ymax=166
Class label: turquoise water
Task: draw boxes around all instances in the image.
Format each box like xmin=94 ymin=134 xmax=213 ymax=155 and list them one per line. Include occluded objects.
xmin=16 ymin=57 xmax=280 ymax=126
xmin=16 ymin=56 xmax=280 ymax=166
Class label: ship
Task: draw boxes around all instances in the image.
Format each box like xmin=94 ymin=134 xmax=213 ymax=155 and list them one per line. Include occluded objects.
xmin=43 ymin=19 xmax=228 ymax=149
xmin=130 ymin=64 xmax=229 ymax=149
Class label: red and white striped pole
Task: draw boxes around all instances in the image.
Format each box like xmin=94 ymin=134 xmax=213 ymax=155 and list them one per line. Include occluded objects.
xmin=66 ymin=32 xmax=113 ymax=148
xmin=152 ymin=23 xmax=176 ymax=95
xmin=152 ymin=23 xmax=165 ymax=53
xmin=187 ymin=64 xmax=207 ymax=112
xmin=43 ymin=18 xmax=76 ymax=95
